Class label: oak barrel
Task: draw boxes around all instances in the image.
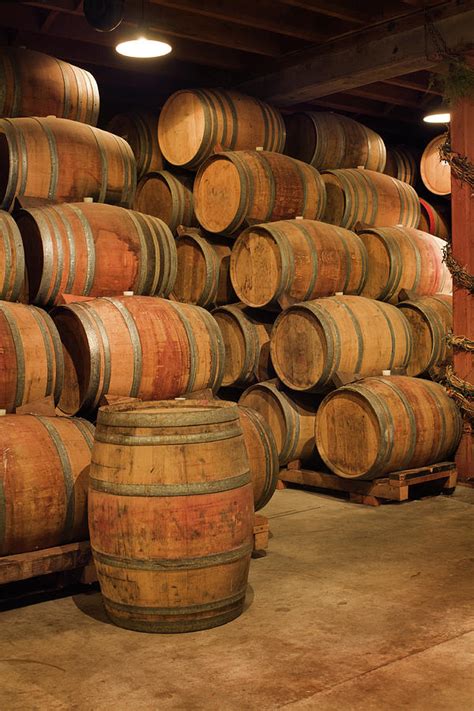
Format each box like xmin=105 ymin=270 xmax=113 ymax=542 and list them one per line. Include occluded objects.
xmin=212 ymin=304 xmax=274 ymax=388
xmin=0 ymin=47 xmax=99 ymax=126
xmin=418 ymin=198 xmax=450 ymax=241
xmin=397 ymin=294 xmax=452 ymax=376
xmin=321 ymin=168 xmax=420 ymax=229
xmin=239 ymin=405 xmax=279 ymax=510
xmin=0 ymin=414 xmax=93 ymax=555
xmin=107 ymin=111 xmax=162 ymax=179
xmin=0 ymin=116 xmax=136 ymax=211
xmin=384 ymin=145 xmax=418 ymax=186
xmin=158 ymin=89 xmax=285 ymax=170
xmin=89 ymin=399 xmax=254 ymax=632
xmin=0 ymin=210 xmax=25 ymax=301
xmin=239 ymin=379 xmax=321 ymax=465
xmin=0 ymin=301 xmax=64 ymax=412
xmin=172 ymin=228 xmax=235 ymax=308
xmin=17 ymin=202 xmax=176 ymax=306
xmin=284 ymin=111 xmax=386 ymax=171
xmin=270 ymin=295 xmax=412 ymax=392
xmin=358 ymin=226 xmax=451 ymax=303
xmin=53 ymin=296 xmax=224 ymax=415
xmin=133 ymin=170 xmax=196 ymax=233
xmin=194 ymin=150 xmax=326 ymax=235
xmin=420 ymin=134 xmax=451 ymax=196
xmin=315 ymin=375 xmax=462 ymax=479
xmin=230 ymin=219 xmax=368 ymax=308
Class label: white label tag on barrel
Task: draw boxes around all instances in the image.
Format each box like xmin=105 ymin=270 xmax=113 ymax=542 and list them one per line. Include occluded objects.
xmin=357 ymin=165 xmax=365 ymax=170
xmin=256 ymin=147 xmax=264 ymax=151
xmin=335 ymin=292 xmax=344 ymax=296
xmin=296 ymin=216 xmax=304 ymax=220
xmin=382 ymin=370 xmax=391 ymax=376
xmin=123 ymin=291 xmax=134 ymax=296
xmin=83 ymin=197 xmax=94 ymax=203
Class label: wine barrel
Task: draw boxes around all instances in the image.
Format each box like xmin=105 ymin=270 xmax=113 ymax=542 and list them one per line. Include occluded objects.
xmin=158 ymin=89 xmax=285 ymax=170
xmin=0 ymin=210 xmax=24 ymax=301
xmin=270 ymin=295 xmax=412 ymax=392
xmin=230 ymin=219 xmax=368 ymax=308
xmin=194 ymin=151 xmax=326 ymax=235
xmin=0 ymin=47 xmax=99 ymax=126
xmin=172 ymin=228 xmax=235 ymax=308
xmin=384 ymin=145 xmax=418 ymax=186
xmin=0 ymin=301 xmax=63 ymax=412
xmin=239 ymin=405 xmax=279 ymax=510
xmin=358 ymin=226 xmax=451 ymax=303
xmin=284 ymin=111 xmax=386 ymax=171
xmin=212 ymin=304 xmax=274 ymax=388
xmin=53 ymin=296 xmax=224 ymax=415
xmin=0 ymin=414 xmax=93 ymax=555
xmin=133 ymin=170 xmax=196 ymax=233
xmin=420 ymin=134 xmax=451 ymax=196
xmin=17 ymin=202 xmax=176 ymax=306
xmin=89 ymin=399 xmax=254 ymax=632
xmin=239 ymin=379 xmax=320 ymax=465
xmin=397 ymin=294 xmax=452 ymax=376
xmin=0 ymin=116 xmax=136 ymax=212
xmin=315 ymin=376 xmax=462 ymax=479
xmin=418 ymin=198 xmax=450 ymax=241
xmin=321 ymin=168 xmax=420 ymax=229
xmin=107 ymin=111 xmax=162 ymax=179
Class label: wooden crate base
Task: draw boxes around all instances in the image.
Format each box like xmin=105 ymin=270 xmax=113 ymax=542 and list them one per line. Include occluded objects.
xmin=252 ymin=514 xmax=270 ymax=558
xmin=0 ymin=541 xmax=95 ymax=586
xmin=279 ymin=461 xmax=457 ymax=506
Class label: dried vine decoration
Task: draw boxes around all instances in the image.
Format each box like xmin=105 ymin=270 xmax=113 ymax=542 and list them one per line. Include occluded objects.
xmin=443 ymin=242 xmax=474 ymax=293
xmin=425 ymin=13 xmax=474 ymax=103
xmin=446 ymin=332 xmax=474 ymax=352
xmin=439 ymin=130 xmax=474 ymax=190
xmin=444 ymin=366 xmax=474 ymax=421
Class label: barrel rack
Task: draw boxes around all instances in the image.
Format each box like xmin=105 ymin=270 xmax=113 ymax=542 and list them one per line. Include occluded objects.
xmin=278 ymin=460 xmax=457 ymax=507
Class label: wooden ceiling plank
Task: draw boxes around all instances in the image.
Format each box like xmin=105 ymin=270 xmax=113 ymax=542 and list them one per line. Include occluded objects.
xmin=239 ymin=5 xmax=474 ymax=105
xmin=384 ymin=76 xmax=443 ymax=94
xmin=272 ymin=0 xmax=369 ymax=23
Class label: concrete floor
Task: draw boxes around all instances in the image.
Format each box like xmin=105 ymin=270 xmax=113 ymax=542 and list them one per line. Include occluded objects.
xmin=1 ymin=486 xmax=473 ymax=711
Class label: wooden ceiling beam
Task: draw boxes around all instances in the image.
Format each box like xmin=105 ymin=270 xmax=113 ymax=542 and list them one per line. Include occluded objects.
xmin=346 ymin=83 xmax=424 ymax=109
xmin=239 ymin=3 xmax=474 ymax=105
xmin=23 ymin=0 xmax=285 ymax=56
xmin=272 ymin=0 xmax=368 ymax=24
xmin=384 ymin=76 xmax=443 ymax=94
xmin=306 ymin=96 xmax=420 ymax=123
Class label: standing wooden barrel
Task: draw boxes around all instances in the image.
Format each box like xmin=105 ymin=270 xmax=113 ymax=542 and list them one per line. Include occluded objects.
xmin=358 ymin=226 xmax=451 ymax=303
xmin=133 ymin=170 xmax=196 ymax=233
xmin=284 ymin=111 xmax=386 ymax=171
xmin=107 ymin=112 xmax=162 ymax=179
xmin=0 ymin=47 xmax=99 ymax=126
xmin=0 ymin=116 xmax=136 ymax=212
xmin=321 ymin=168 xmax=420 ymax=229
xmin=418 ymin=198 xmax=450 ymax=240
xmin=315 ymin=376 xmax=462 ymax=479
xmin=194 ymin=151 xmax=326 ymax=235
xmin=53 ymin=296 xmax=224 ymax=415
xmin=0 ymin=210 xmax=24 ymax=301
xmin=230 ymin=219 xmax=367 ymax=308
xmin=239 ymin=379 xmax=320 ymax=465
xmin=239 ymin=406 xmax=279 ymax=510
xmin=420 ymin=134 xmax=451 ymax=195
xmin=270 ymin=295 xmax=412 ymax=392
xmin=158 ymin=89 xmax=285 ymax=170
xmin=397 ymin=295 xmax=452 ymax=376
xmin=0 ymin=301 xmax=63 ymax=412
xmin=89 ymin=400 xmax=254 ymax=632
xmin=17 ymin=202 xmax=176 ymax=306
xmin=384 ymin=146 xmax=418 ymax=186
xmin=0 ymin=414 xmax=93 ymax=555
xmin=172 ymin=228 xmax=235 ymax=307
xmin=212 ymin=304 xmax=274 ymax=388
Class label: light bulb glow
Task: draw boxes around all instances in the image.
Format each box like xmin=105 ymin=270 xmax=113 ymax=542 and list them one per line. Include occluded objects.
xmin=423 ymin=111 xmax=451 ymax=124
xmin=116 ymin=36 xmax=172 ymax=58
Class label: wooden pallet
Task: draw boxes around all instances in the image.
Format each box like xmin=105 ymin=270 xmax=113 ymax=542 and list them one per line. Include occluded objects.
xmin=0 ymin=541 xmax=96 ymax=586
xmin=279 ymin=461 xmax=457 ymax=506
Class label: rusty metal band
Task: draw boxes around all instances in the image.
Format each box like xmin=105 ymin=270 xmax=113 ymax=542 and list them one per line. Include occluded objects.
xmin=103 ymin=297 xmax=142 ymax=398
xmin=66 ymin=204 xmax=96 ymax=295
xmin=36 ymin=119 xmax=58 ymax=201
xmin=102 ymin=589 xmax=246 ymax=617
xmin=216 ymin=306 xmax=256 ymax=385
xmin=9 ymin=219 xmax=24 ymax=301
xmin=145 ymin=209 xmax=169 ymax=296
xmin=0 ymin=218 xmax=12 ymax=299
xmin=73 ymin=418 xmax=95 ymax=449
xmin=102 ymin=604 xmax=244 ymax=633
xmin=25 ymin=208 xmax=54 ymax=304
xmin=262 ymin=224 xmax=294 ymax=302
xmin=89 ymin=471 xmax=251 ymax=497
xmin=125 ymin=210 xmax=155 ymax=294
xmin=296 ymin=222 xmax=320 ymax=301
xmin=98 ymin=404 xmax=238 ymax=428
xmin=378 ymin=378 xmax=417 ymax=469
xmin=56 ymin=58 xmax=71 ymax=119
xmin=0 ymin=302 xmax=25 ymax=406
xmin=41 ymin=207 xmax=65 ymax=304
xmin=92 ymin=542 xmax=253 ymax=571
xmin=28 ymin=306 xmax=56 ymax=397
xmin=0 ymin=120 xmax=19 ymax=210
xmin=71 ymin=64 xmax=83 ymax=121
xmin=166 ymin=301 xmax=198 ymax=393
xmin=70 ymin=302 xmax=109 ymax=411
xmin=239 ymin=406 xmax=277 ymax=510
xmin=198 ymin=305 xmax=225 ymax=390
xmin=192 ymin=234 xmax=218 ymax=306
xmin=49 ymin=205 xmax=77 ymax=296
xmin=334 ymin=298 xmax=365 ymax=375
xmin=120 ymin=135 xmax=136 ymax=207
xmin=36 ymin=415 xmax=76 ymax=540
xmin=42 ymin=308 xmax=64 ymax=402
xmin=110 ymin=132 xmax=129 ymax=206
xmin=334 ymin=227 xmax=353 ymax=294
xmin=219 ymin=89 xmax=238 ymax=150
xmin=295 ymin=302 xmax=339 ymax=388
xmin=91 ymin=128 xmax=108 ymax=203
xmin=384 ymin=230 xmax=407 ymax=301
xmin=94 ymin=424 xmax=242 ymax=447
xmin=160 ymin=218 xmax=178 ymax=296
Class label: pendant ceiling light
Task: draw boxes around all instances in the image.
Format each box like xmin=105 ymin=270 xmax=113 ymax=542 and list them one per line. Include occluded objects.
xmin=115 ymin=0 xmax=172 ymax=58
xmin=423 ymin=101 xmax=451 ymax=124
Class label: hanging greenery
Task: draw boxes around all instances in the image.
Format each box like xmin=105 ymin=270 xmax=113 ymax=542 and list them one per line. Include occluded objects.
xmin=439 ymin=58 xmax=474 ymax=105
